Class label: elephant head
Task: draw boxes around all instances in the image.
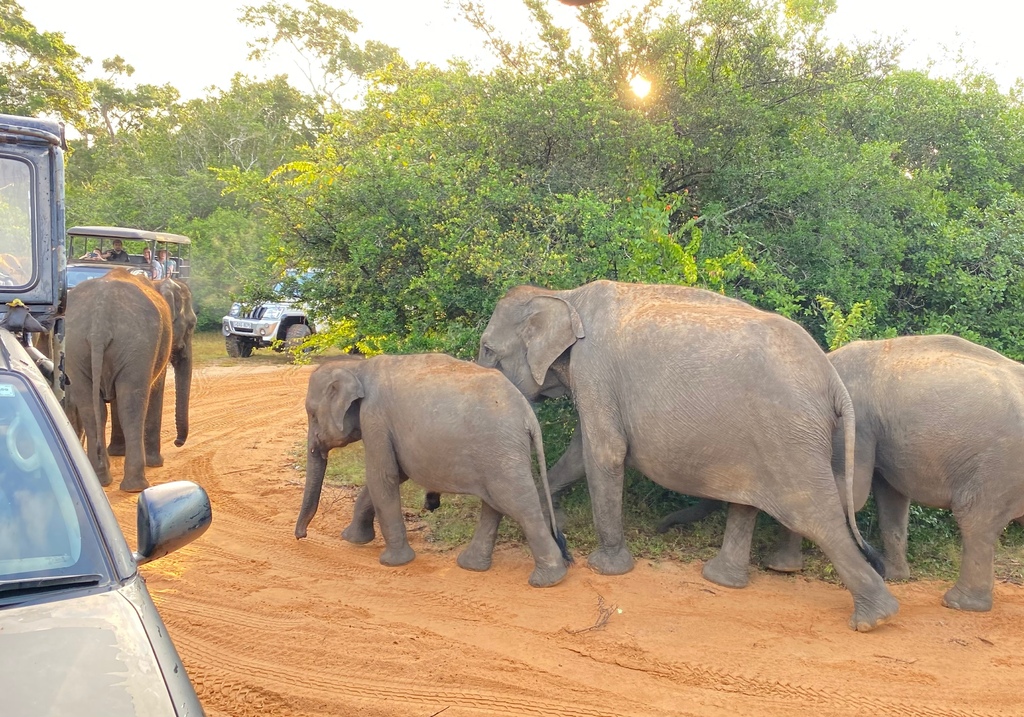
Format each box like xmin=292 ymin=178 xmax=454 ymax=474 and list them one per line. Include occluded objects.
xmin=478 ymin=286 xmax=585 ymax=400
xmin=156 ymin=279 xmax=197 ymax=447
xmin=295 ymin=359 xmax=365 ymax=538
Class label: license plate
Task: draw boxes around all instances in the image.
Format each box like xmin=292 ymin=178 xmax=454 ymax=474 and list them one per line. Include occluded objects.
xmin=235 ymin=321 xmax=252 ymax=330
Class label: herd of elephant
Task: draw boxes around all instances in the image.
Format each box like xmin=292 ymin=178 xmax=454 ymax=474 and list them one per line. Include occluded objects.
xmin=61 ymin=268 xmax=196 ymax=492
xmin=295 ymin=280 xmax=1024 ymax=633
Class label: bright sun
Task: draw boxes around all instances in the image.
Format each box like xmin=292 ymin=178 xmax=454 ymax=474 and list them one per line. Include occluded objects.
xmin=629 ymin=74 xmax=652 ymax=99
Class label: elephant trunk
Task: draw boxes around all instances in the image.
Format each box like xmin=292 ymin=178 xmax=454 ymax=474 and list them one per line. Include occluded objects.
xmin=172 ymin=347 xmax=192 ymax=447
xmin=295 ymin=444 xmax=328 ymax=539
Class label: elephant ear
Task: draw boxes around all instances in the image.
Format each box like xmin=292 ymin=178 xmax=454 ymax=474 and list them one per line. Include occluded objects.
xmin=328 ymin=367 xmax=365 ymax=439
xmin=523 ymin=295 xmax=585 ymax=387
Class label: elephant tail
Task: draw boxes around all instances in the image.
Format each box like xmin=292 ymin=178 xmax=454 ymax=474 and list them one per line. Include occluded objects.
xmin=832 ymin=371 xmax=885 ymax=578
xmin=528 ymin=414 xmax=573 ymax=566
xmin=90 ymin=334 xmax=107 ymax=452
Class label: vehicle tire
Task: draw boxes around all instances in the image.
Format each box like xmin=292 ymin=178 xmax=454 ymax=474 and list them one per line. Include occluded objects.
xmin=225 ymin=335 xmax=254 ymax=358
xmin=284 ymin=323 xmax=312 ymax=351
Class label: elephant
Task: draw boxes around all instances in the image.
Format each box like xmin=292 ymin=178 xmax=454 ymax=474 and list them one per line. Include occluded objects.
xmin=107 ymin=277 xmax=196 ymax=460
xmin=294 ymin=353 xmax=572 ymax=588
xmin=478 ymin=280 xmax=898 ymax=631
xmin=65 ymin=269 xmax=194 ymax=491
xmin=660 ymin=334 xmax=1024 ymax=612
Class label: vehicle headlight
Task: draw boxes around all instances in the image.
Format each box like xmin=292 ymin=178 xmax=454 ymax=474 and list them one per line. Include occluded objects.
xmin=228 ymin=303 xmax=241 ymax=317
xmin=262 ymin=306 xmax=283 ymax=320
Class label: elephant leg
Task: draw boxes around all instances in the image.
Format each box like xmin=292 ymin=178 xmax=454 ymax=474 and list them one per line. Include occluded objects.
xmin=768 ymin=467 xmax=898 ymax=632
xmin=702 ymin=503 xmax=758 ymax=588
xmin=107 ymin=398 xmax=125 ymax=456
xmin=765 ymin=528 xmax=805 ymax=573
xmin=117 ymin=387 xmax=150 ymax=492
xmin=144 ymin=370 xmax=166 ymax=467
xmin=873 ymin=475 xmax=911 ymax=581
xmin=547 ymin=426 xmax=586 ymax=529
xmin=482 ymin=477 xmax=567 ymax=588
xmin=581 ymin=423 xmax=633 ymax=575
xmin=364 ymin=440 xmax=414 ymax=567
xmin=943 ymin=500 xmax=1008 ymax=612
xmin=341 ymin=485 xmax=377 ymax=544
xmin=79 ymin=391 xmax=112 ymax=487
xmin=656 ymin=499 xmax=724 ymax=534
xmin=457 ymin=500 xmax=502 ymax=572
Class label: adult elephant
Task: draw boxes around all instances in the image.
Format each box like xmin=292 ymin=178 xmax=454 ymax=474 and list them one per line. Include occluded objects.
xmin=662 ymin=335 xmax=1024 ymax=613
xmin=478 ymin=280 xmax=898 ymax=631
xmin=107 ymin=277 xmax=196 ymax=462
xmin=65 ymin=269 xmax=191 ymax=491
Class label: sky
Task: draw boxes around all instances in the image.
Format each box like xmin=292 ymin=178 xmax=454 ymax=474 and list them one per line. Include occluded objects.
xmin=22 ymin=0 xmax=1024 ymax=100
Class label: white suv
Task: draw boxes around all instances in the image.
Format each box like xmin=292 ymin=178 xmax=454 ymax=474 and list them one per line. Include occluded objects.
xmin=221 ymin=273 xmax=318 ymax=358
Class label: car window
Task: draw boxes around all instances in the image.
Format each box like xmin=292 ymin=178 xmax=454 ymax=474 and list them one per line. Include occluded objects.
xmin=0 ymin=156 xmax=33 ymax=288
xmin=0 ymin=374 xmax=109 ymax=584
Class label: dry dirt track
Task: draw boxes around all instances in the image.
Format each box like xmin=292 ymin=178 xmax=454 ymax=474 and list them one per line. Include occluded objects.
xmin=102 ymin=360 xmax=1024 ymax=717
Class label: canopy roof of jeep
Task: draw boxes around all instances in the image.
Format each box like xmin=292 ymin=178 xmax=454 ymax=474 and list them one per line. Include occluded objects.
xmin=67 ymin=226 xmax=191 ymax=245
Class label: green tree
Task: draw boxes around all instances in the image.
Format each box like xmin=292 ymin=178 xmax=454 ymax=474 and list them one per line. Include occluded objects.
xmin=0 ymin=0 xmax=90 ymax=121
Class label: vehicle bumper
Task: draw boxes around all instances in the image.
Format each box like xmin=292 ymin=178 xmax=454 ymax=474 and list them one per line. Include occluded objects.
xmin=222 ymin=317 xmax=279 ymax=345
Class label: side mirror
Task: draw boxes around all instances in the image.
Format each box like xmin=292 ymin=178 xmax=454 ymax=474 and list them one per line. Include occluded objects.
xmin=134 ymin=481 xmax=212 ymax=566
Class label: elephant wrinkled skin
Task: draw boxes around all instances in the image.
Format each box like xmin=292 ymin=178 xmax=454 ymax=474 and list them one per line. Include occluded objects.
xmin=65 ymin=270 xmax=195 ymax=491
xmin=294 ymin=353 xmax=571 ymax=588
xmin=478 ymin=280 xmax=898 ymax=631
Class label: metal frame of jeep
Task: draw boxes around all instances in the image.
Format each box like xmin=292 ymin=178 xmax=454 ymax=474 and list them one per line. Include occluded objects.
xmin=65 ymin=226 xmax=192 ymax=288
xmin=0 ymin=114 xmax=67 ymax=397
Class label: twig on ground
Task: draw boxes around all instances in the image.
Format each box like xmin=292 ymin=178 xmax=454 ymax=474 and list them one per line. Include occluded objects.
xmin=563 ymin=595 xmax=618 ymax=635
xmin=428 ymin=707 xmax=450 ymax=717
xmin=873 ymin=654 xmax=918 ymax=665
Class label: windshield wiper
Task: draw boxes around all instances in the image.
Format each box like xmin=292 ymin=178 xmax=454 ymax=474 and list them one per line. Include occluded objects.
xmin=0 ymin=573 xmax=103 ymax=600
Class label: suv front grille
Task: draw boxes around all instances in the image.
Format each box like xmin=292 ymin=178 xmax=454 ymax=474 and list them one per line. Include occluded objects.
xmin=241 ymin=307 xmax=267 ymax=320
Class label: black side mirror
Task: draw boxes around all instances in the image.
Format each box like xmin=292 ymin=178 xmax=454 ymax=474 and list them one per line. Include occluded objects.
xmin=134 ymin=481 xmax=212 ymax=566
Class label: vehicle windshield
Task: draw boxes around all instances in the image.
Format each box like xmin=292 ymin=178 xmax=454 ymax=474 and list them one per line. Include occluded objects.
xmin=0 ymin=157 xmax=33 ymax=288
xmin=0 ymin=373 xmax=110 ymax=596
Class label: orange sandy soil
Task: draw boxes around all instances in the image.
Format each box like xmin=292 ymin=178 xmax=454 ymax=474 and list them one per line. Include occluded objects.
xmin=103 ymin=361 xmax=1024 ymax=717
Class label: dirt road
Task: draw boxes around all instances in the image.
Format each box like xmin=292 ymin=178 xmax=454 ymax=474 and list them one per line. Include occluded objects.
xmin=103 ymin=360 xmax=1024 ymax=717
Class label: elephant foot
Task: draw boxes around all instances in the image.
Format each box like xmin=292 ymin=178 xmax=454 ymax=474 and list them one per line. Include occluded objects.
xmin=119 ymin=476 xmax=150 ymax=493
xmin=529 ymin=561 xmax=568 ymax=588
xmin=146 ymin=454 xmax=164 ymax=468
xmin=106 ymin=443 xmax=125 ymax=457
xmin=341 ymin=522 xmax=375 ymax=545
xmin=586 ymin=545 xmax=634 ymax=575
xmin=456 ymin=548 xmax=492 ymax=572
xmin=379 ymin=544 xmax=415 ymax=567
xmin=849 ymin=590 xmax=900 ymax=632
xmin=702 ymin=554 xmax=750 ymax=589
xmin=942 ymin=585 xmax=992 ymax=612
xmin=882 ymin=558 xmax=911 ymax=582
xmin=97 ymin=469 xmax=114 ymax=488
xmin=765 ymin=550 xmax=805 ymax=574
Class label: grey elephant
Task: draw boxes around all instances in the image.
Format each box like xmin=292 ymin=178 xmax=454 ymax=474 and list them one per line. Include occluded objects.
xmin=478 ymin=280 xmax=898 ymax=630
xmin=294 ymin=353 xmax=572 ymax=588
xmin=106 ymin=277 xmax=196 ymax=462
xmin=662 ymin=334 xmax=1024 ymax=612
xmin=65 ymin=269 xmax=194 ymax=491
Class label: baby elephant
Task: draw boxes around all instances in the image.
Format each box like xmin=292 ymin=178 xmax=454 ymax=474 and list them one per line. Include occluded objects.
xmin=294 ymin=353 xmax=572 ymax=587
